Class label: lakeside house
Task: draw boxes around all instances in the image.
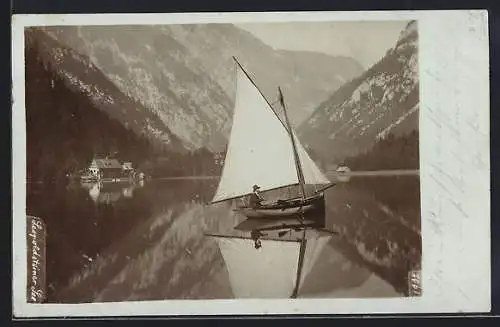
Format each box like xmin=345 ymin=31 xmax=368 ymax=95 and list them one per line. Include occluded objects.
xmin=88 ymin=158 xmax=125 ymax=179
xmin=80 ymin=157 xmax=145 ymax=182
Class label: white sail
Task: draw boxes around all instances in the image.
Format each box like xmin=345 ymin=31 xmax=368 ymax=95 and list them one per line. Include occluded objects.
xmin=212 ymin=64 xmax=329 ymax=203
xmin=215 ymin=233 xmax=332 ymax=298
xmin=293 ymin=132 xmax=330 ymax=186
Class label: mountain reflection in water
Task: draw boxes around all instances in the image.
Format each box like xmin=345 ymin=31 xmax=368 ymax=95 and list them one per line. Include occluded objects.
xmin=26 ymin=175 xmax=421 ymax=303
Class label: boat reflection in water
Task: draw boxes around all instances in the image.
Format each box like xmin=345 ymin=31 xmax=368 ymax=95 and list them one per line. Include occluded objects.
xmin=81 ymin=181 xmax=144 ymax=204
xmin=206 ymin=212 xmax=338 ymax=299
xmin=207 ymin=208 xmax=402 ymax=299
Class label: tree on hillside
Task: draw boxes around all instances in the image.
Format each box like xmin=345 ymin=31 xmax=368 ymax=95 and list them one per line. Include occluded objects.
xmin=343 ymin=130 xmax=419 ymax=171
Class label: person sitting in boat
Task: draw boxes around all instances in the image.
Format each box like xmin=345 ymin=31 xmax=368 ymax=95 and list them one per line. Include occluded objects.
xmin=249 ymin=184 xmax=264 ymax=208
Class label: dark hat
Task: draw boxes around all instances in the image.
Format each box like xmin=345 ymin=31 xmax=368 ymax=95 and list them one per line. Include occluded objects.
xmin=252 ymin=184 xmax=260 ymax=191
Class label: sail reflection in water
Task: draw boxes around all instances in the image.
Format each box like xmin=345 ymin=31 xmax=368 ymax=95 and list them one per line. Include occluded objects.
xmin=212 ymin=229 xmax=332 ymax=298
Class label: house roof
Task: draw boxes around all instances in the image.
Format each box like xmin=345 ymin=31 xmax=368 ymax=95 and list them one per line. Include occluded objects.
xmin=93 ymin=158 xmax=122 ymax=169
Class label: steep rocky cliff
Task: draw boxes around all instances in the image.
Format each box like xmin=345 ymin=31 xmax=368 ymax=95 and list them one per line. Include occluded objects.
xmin=299 ymin=21 xmax=418 ymax=164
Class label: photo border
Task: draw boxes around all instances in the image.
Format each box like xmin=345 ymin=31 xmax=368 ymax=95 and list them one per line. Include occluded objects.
xmin=12 ymin=10 xmax=490 ymax=317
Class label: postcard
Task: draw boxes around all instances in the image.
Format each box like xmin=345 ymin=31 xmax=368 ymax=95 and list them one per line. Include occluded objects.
xmin=12 ymin=10 xmax=490 ymax=317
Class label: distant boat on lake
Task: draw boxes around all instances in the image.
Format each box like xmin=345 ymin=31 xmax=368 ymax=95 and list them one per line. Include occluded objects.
xmin=335 ymin=164 xmax=352 ymax=182
xmin=336 ymin=164 xmax=351 ymax=174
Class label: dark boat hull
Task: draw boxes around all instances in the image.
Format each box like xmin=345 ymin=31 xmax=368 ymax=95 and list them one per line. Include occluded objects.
xmin=234 ymin=193 xmax=324 ymax=219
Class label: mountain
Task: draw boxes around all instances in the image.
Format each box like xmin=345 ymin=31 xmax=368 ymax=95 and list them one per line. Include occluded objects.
xmin=298 ymin=21 xmax=419 ymax=165
xmin=25 ymin=28 xmax=185 ymax=182
xmin=40 ymin=24 xmax=364 ymax=151
xmin=25 ymin=28 xmax=184 ymax=154
xmin=162 ymin=24 xmax=364 ymax=125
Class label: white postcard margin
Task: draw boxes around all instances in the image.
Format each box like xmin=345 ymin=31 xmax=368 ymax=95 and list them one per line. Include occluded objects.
xmin=12 ymin=10 xmax=490 ymax=317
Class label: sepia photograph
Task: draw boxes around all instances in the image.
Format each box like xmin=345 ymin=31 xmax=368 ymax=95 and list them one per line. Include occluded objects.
xmin=24 ymin=19 xmax=421 ymax=302
xmin=12 ymin=10 xmax=490 ymax=316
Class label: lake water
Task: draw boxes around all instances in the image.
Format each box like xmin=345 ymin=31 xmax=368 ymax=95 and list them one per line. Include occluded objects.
xmin=26 ymin=174 xmax=421 ymax=302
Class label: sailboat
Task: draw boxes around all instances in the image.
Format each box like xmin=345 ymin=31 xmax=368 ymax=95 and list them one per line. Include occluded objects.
xmin=210 ymin=57 xmax=335 ymax=219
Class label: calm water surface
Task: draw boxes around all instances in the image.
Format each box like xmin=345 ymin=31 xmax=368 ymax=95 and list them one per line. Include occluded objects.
xmin=26 ymin=175 xmax=421 ymax=302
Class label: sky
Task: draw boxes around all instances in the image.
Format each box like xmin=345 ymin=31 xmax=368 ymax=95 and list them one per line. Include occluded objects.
xmin=236 ymin=21 xmax=410 ymax=69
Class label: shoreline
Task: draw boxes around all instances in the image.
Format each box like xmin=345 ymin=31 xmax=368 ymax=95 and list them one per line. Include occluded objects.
xmin=26 ymin=169 xmax=420 ymax=184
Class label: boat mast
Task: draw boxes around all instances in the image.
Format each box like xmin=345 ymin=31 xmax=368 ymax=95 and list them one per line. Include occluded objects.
xmin=291 ymin=231 xmax=307 ymax=298
xmin=280 ymin=86 xmax=308 ymax=298
xmin=278 ymin=87 xmax=306 ymax=203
